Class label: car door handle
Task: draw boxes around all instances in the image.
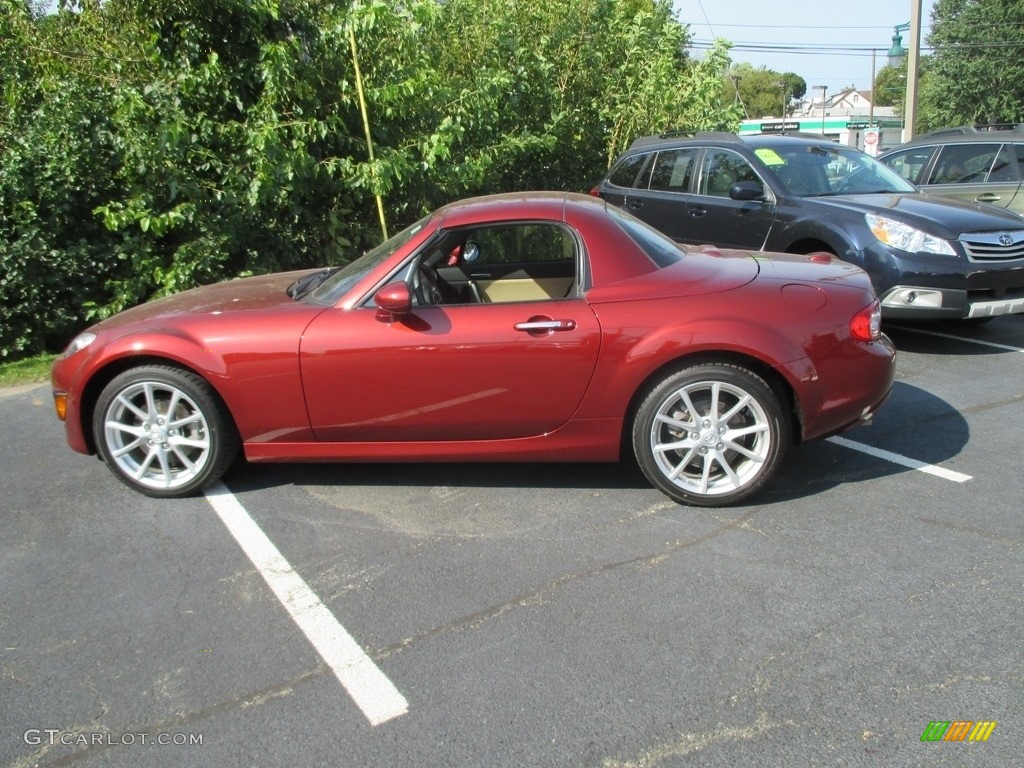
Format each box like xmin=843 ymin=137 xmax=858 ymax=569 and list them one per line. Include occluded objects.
xmin=689 ymin=207 xmax=707 ymax=217
xmin=514 ymin=319 xmax=577 ymax=333
xmin=976 ymin=193 xmax=1002 ymax=203
xmin=469 ymin=271 xmax=492 ymax=278
xmin=627 ymin=200 xmax=644 ymax=210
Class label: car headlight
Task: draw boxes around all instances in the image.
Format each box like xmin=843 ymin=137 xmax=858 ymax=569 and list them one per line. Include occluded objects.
xmin=63 ymin=332 xmax=97 ymax=357
xmin=865 ymin=214 xmax=956 ymax=256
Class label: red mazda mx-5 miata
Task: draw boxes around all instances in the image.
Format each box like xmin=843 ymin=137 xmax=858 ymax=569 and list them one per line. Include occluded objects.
xmin=52 ymin=192 xmax=895 ymax=507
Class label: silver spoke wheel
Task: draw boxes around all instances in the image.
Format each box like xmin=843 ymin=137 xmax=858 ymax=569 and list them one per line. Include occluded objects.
xmin=94 ymin=366 xmax=238 ymax=497
xmin=104 ymin=382 xmax=212 ymax=490
xmin=650 ymin=381 xmax=771 ymax=498
xmin=634 ymin=364 xmax=789 ymax=507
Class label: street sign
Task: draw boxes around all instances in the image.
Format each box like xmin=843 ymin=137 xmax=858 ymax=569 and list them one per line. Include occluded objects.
xmin=760 ymin=121 xmax=801 ymax=134
xmin=864 ymin=129 xmax=880 ymax=156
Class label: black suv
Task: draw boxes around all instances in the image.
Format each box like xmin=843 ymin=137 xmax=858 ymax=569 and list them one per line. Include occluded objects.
xmin=591 ymin=132 xmax=1024 ymax=321
xmin=878 ymin=125 xmax=1024 ymax=215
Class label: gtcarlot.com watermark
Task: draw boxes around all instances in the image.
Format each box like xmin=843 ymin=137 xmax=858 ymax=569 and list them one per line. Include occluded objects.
xmin=24 ymin=729 xmax=203 ymax=747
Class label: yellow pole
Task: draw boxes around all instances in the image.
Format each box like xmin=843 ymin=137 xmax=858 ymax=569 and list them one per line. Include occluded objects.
xmin=348 ymin=24 xmax=388 ymax=240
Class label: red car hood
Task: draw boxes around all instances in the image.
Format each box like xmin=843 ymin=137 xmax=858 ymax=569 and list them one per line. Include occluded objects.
xmin=91 ymin=270 xmax=318 ymax=332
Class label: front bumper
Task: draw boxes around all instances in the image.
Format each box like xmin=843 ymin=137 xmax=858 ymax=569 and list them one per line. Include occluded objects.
xmin=878 ymin=284 xmax=1024 ymax=319
xmin=858 ymin=240 xmax=1024 ymax=320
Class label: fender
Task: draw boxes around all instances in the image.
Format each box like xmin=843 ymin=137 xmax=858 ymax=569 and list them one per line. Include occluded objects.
xmin=65 ymin=322 xmax=315 ymax=450
xmin=576 ymin=299 xmax=822 ymax=423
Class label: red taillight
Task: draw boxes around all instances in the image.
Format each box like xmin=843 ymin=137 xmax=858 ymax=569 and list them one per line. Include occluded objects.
xmin=587 ymin=186 xmax=601 ymax=197
xmin=850 ymin=300 xmax=882 ymax=341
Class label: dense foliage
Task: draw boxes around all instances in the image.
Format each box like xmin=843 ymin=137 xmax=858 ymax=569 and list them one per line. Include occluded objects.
xmin=0 ymin=0 xmax=740 ymax=359
xmin=925 ymin=0 xmax=1024 ymax=128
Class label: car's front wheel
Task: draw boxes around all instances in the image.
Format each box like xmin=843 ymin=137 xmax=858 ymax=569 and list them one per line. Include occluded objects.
xmin=633 ymin=364 xmax=790 ymax=507
xmin=93 ymin=366 xmax=239 ymax=497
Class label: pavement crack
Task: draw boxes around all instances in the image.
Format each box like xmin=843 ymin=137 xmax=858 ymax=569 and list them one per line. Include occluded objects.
xmin=378 ymin=506 xmax=764 ymax=659
xmin=601 ymin=712 xmax=796 ymax=767
xmin=23 ymin=667 xmax=325 ymax=767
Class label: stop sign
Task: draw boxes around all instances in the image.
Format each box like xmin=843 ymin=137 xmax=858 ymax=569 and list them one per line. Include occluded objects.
xmin=864 ymin=129 xmax=880 ymax=155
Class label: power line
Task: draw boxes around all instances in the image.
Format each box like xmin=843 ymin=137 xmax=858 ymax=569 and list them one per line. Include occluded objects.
xmin=690 ymin=38 xmax=1024 ymax=55
xmin=688 ymin=41 xmax=936 ymax=57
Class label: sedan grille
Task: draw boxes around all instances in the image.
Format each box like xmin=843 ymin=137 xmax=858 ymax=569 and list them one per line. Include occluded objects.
xmin=959 ymin=230 xmax=1024 ymax=261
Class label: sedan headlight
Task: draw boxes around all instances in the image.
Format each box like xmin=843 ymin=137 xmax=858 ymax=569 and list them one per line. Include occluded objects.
xmin=63 ymin=332 xmax=97 ymax=357
xmin=865 ymin=214 xmax=956 ymax=256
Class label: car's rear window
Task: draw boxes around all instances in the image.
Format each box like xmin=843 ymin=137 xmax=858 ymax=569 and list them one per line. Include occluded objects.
xmin=606 ymin=204 xmax=684 ymax=268
xmin=607 ymin=153 xmax=648 ymax=188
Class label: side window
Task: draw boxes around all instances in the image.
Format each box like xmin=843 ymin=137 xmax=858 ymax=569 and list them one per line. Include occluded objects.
xmin=987 ymin=144 xmax=1017 ymax=182
xmin=699 ymin=149 xmax=759 ymax=197
xmin=438 ymin=223 xmax=577 ymax=305
xmin=928 ymin=144 xmax=998 ymax=185
xmin=1012 ymin=144 xmax=1024 ymax=181
xmin=607 ymin=153 xmax=648 ymax=188
xmin=881 ymin=147 xmax=934 ymax=184
xmin=466 ymin=224 xmax=575 ymax=266
xmin=648 ymin=148 xmax=698 ymax=192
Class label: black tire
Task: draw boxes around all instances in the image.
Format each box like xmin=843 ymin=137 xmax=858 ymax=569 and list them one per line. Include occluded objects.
xmin=93 ymin=365 xmax=239 ymax=498
xmin=632 ymin=364 xmax=790 ymax=507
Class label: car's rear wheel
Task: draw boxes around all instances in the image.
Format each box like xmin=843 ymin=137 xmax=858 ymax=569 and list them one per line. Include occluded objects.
xmin=93 ymin=366 xmax=239 ymax=497
xmin=633 ymin=364 xmax=790 ymax=507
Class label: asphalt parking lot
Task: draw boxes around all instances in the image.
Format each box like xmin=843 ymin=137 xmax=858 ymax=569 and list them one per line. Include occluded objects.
xmin=2 ymin=317 xmax=1021 ymax=767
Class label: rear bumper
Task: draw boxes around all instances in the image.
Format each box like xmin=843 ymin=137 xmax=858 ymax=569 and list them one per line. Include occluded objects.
xmin=796 ymin=334 xmax=897 ymax=442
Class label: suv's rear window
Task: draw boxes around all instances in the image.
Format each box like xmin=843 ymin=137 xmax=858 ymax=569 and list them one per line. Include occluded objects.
xmin=608 ymin=153 xmax=648 ymax=188
xmin=606 ymin=205 xmax=684 ymax=268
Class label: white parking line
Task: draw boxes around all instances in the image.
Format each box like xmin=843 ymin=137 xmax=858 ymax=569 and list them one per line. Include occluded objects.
xmin=826 ymin=436 xmax=973 ymax=483
xmin=204 ymin=482 xmax=408 ymax=726
xmin=889 ymin=325 xmax=1024 ymax=353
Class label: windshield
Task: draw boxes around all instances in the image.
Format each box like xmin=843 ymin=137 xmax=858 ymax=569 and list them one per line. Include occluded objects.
xmin=308 ymin=216 xmax=429 ymax=304
xmin=753 ymin=143 xmax=917 ymax=197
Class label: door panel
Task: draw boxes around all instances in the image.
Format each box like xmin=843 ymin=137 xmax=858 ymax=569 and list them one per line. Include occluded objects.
xmin=623 ymin=147 xmax=698 ymax=240
xmin=300 ymin=299 xmax=601 ymax=442
xmin=924 ymin=143 xmax=1023 ymax=210
xmin=683 ymin=149 xmax=775 ymax=249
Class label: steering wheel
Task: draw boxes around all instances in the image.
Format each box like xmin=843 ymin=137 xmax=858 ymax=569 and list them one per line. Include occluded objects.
xmin=414 ymin=262 xmax=444 ymax=306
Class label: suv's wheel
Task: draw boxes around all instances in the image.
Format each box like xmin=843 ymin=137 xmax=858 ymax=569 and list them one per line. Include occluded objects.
xmin=93 ymin=366 xmax=239 ymax=497
xmin=633 ymin=364 xmax=790 ymax=506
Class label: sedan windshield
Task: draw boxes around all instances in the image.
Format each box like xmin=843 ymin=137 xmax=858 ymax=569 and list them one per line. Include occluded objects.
xmin=755 ymin=144 xmax=917 ymax=197
xmin=308 ymin=216 xmax=429 ymax=305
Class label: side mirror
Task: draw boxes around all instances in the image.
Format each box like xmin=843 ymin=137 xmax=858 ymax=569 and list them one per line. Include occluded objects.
xmin=730 ymin=181 xmax=766 ymax=201
xmin=374 ymin=283 xmax=412 ymax=323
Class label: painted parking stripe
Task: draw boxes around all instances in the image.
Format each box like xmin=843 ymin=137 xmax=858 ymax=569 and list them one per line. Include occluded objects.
xmin=826 ymin=436 xmax=972 ymax=483
xmin=889 ymin=325 xmax=1024 ymax=353
xmin=204 ymin=481 xmax=408 ymax=726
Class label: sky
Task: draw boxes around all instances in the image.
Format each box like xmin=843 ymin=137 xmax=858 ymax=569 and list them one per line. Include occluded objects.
xmin=673 ymin=0 xmax=937 ymax=98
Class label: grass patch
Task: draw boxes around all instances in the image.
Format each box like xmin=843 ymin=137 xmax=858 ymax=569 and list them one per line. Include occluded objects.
xmin=0 ymin=353 xmax=57 ymax=388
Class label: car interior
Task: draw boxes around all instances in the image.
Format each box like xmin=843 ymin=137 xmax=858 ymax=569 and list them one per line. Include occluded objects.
xmin=411 ymin=223 xmax=579 ymax=306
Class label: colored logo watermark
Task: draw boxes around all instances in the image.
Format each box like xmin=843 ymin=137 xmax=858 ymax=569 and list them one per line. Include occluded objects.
xmin=921 ymin=721 xmax=997 ymax=742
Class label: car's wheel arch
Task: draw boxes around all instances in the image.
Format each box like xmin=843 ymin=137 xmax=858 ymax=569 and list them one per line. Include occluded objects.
xmin=619 ymin=351 xmax=803 ymax=459
xmin=785 ymin=237 xmax=839 ymax=256
xmin=770 ymin=215 xmax=855 ymax=259
xmin=78 ymin=355 xmax=236 ymax=456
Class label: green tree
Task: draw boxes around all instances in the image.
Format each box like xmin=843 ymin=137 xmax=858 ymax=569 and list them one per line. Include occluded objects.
xmin=926 ymin=0 xmax=1024 ymax=126
xmin=0 ymin=0 xmax=146 ymax=356
xmin=872 ymin=62 xmax=906 ymax=109
xmin=724 ymin=63 xmax=805 ymax=119
xmin=0 ymin=0 xmax=742 ymax=360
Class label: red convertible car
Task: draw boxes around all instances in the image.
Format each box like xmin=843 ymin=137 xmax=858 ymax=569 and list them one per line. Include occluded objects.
xmin=52 ymin=192 xmax=895 ymax=507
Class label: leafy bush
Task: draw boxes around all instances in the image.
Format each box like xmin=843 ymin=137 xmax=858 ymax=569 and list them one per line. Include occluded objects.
xmin=0 ymin=0 xmax=739 ymax=360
